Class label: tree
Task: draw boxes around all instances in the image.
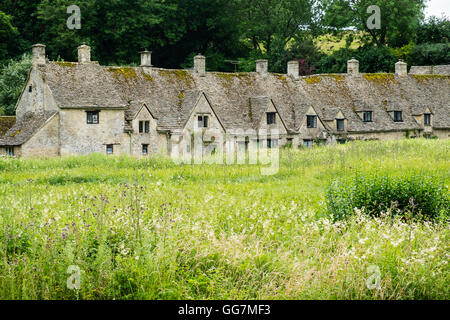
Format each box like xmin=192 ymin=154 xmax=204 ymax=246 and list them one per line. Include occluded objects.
xmin=316 ymin=45 xmax=397 ymax=73
xmin=415 ymin=16 xmax=450 ymax=44
xmin=407 ymin=43 xmax=450 ymax=66
xmin=238 ymin=0 xmax=316 ymax=72
xmin=320 ymin=0 xmax=426 ymax=48
xmin=0 ymin=0 xmax=41 ymax=56
xmin=0 ymin=54 xmax=32 ymax=116
xmin=0 ymin=11 xmax=19 ymax=62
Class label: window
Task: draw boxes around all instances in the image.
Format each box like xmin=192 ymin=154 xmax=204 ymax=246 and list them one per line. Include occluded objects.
xmin=363 ymin=111 xmax=373 ymax=122
xmin=336 ymin=119 xmax=345 ymax=131
xmin=28 ymin=85 xmax=32 ymax=93
xmin=303 ymin=140 xmax=313 ymax=148
xmin=267 ymin=112 xmax=276 ymax=125
xmin=106 ymin=145 xmax=113 ymax=155
xmin=424 ymin=113 xmax=431 ymax=126
xmin=139 ymin=121 xmax=150 ymax=133
xmin=87 ymin=111 xmax=99 ymax=124
xmin=267 ymin=139 xmax=278 ymax=149
xmin=142 ymin=144 xmax=149 ymax=155
xmin=6 ymin=147 xmax=14 ymax=156
xmin=198 ymin=115 xmax=209 ymax=128
xmin=307 ymin=115 xmax=317 ymax=128
xmin=394 ymin=111 xmax=403 ymax=122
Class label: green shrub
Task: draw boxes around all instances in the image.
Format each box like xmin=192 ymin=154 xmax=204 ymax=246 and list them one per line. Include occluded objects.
xmin=326 ymin=172 xmax=449 ymax=221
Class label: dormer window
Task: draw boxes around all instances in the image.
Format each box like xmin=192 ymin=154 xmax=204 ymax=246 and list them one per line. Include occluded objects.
xmin=139 ymin=121 xmax=150 ymax=133
xmin=363 ymin=111 xmax=373 ymax=122
xmin=267 ymin=112 xmax=276 ymax=125
xmin=424 ymin=113 xmax=431 ymax=126
xmin=198 ymin=115 xmax=209 ymax=128
xmin=394 ymin=111 xmax=403 ymax=122
xmin=336 ymin=119 xmax=345 ymax=131
xmin=307 ymin=115 xmax=317 ymax=128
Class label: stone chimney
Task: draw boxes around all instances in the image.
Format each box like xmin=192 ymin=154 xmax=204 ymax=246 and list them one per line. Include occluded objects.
xmin=140 ymin=51 xmax=152 ymax=67
xmin=395 ymin=60 xmax=407 ymax=77
xmin=347 ymin=58 xmax=359 ymax=76
xmin=78 ymin=43 xmax=91 ymax=63
xmin=256 ymin=59 xmax=268 ymax=75
xmin=32 ymin=44 xmax=46 ymax=67
xmin=194 ymin=54 xmax=206 ymax=77
xmin=287 ymin=60 xmax=299 ymax=80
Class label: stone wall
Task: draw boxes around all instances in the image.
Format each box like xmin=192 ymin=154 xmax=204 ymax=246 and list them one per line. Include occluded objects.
xmin=21 ymin=113 xmax=59 ymax=157
xmin=298 ymin=107 xmax=328 ymax=141
xmin=59 ymin=109 xmax=128 ymax=156
xmin=16 ymin=69 xmax=59 ymax=120
xmin=130 ymin=106 xmax=167 ymax=156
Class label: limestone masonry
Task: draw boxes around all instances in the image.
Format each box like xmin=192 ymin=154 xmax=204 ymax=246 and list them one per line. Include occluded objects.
xmin=0 ymin=44 xmax=449 ymax=157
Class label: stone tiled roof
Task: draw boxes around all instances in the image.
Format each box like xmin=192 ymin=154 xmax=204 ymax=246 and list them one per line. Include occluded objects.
xmin=25 ymin=63 xmax=450 ymax=134
xmin=0 ymin=117 xmax=16 ymax=137
xmin=0 ymin=112 xmax=57 ymax=146
xmin=43 ymin=62 xmax=126 ymax=109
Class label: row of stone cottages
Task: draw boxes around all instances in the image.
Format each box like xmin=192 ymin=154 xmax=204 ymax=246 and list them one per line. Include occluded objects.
xmin=0 ymin=44 xmax=448 ymax=157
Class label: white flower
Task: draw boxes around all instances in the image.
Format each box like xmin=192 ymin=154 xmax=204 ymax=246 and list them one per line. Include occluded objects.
xmin=358 ymin=238 xmax=368 ymax=244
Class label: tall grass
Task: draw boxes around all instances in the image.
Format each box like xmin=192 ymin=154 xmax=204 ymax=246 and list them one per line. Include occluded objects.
xmin=0 ymin=139 xmax=448 ymax=299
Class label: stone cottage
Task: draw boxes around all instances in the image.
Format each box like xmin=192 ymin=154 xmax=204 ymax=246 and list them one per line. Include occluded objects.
xmin=0 ymin=44 xmax=449 ymax=158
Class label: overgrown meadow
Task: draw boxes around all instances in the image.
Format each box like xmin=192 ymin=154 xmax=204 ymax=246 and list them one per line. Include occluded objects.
xmin=0 ymin=139 xmax=448 ymax=300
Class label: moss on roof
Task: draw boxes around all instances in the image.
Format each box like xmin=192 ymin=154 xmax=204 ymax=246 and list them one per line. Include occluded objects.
xmin=412 ymin=74 xmax=450 ymax=83
xmin=304 ymin=76 xmax=322 ymax=84
xmin=55 ymin=61 xmax=77 ymax=67
xmin=0 ymin=117 xmax=16 ymax=137
xmin=158 ymin=69 xmax=194 ymax=87
xmin=363 ymin=73 xmax=396 ymax=84
xmin=106 ymin=67 xmax=138 ymax=82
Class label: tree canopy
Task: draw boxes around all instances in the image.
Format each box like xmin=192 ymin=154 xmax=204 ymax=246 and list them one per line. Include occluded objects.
xmin=0 ymin=0 xmax=449 ymax=115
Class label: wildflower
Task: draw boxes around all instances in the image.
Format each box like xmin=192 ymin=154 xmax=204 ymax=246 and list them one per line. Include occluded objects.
xmin=359 ymin=238 xmax=368 ymax=244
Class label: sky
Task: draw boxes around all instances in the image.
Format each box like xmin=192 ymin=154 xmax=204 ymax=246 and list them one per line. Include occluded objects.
xmin=425 ymin=0 xmax=450 ymax=18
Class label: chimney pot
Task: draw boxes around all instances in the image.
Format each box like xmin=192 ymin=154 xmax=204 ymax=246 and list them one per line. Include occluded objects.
xmin=140 ymin=51 xmax=152 ymax=67
xmin=32 ymin=44 xmax=46 ymax=66
xmin=78 ymin=44 xmax=91 ymax=63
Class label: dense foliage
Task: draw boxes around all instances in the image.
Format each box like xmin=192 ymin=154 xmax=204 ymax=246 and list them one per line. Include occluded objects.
xmin=0 ymin=54 xmax=31 ymax=116
xmin=0 ymin=0 xmax=449 ymax=115
xmin=326 ymin=173 xmax=449 ymax=221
